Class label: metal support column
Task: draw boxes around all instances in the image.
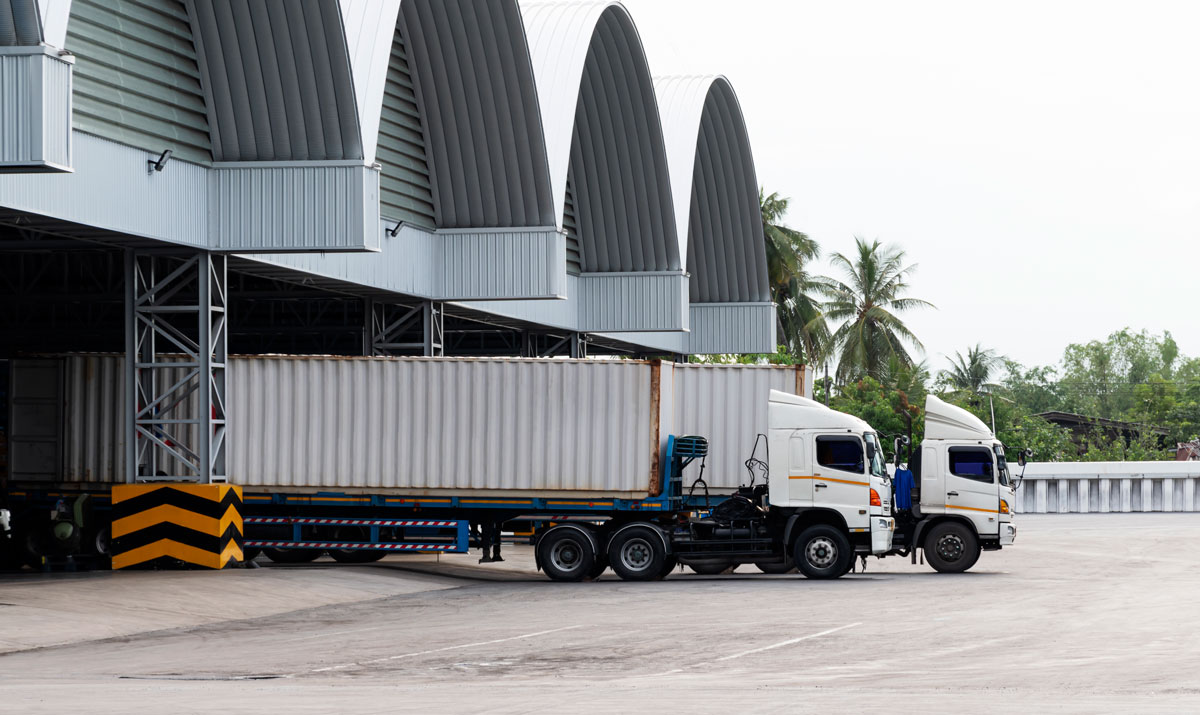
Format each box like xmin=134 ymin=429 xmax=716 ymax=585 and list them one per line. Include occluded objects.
xmin=124 ymin=251 xmax=227 ymax=483
xmin=367 ymin=299 xmax=443 ymax=357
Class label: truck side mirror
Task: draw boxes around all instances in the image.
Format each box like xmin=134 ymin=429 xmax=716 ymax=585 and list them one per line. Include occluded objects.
xmin=1018 ymin=448 xmax=1032 ymax=467
xmin=865 ymin=441 xmax=876 ymax=462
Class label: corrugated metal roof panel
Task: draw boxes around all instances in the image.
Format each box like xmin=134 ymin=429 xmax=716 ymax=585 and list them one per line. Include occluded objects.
xmin=66 ymin=0 xmax=213 ymax=164
xmin=188 ymin=0 xmax=363 ymax=162
xmin=520 ymin=1 xmax=678 ymax=273
xmin=0 ymin=0 xmax=41 ymax=45
xmin=655 ymin=75 xmax=768 ymax=303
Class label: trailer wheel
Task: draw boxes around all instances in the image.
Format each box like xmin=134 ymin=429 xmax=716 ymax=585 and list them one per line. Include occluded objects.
xmin=262 ymin=548 xmax=322 ymax=564
xmin=329 ymin=526 xmax=387 ymax=563
xmin=754 ymin=560 xmax=797 ymax=575
xmin=793 ymin=525 xmax=852 ymax=579
xmin=686 ymin=559 xmax=734 ymax=575
xmin=587 ymin=556 xmax=608 ymax=581
xmin=924 ymin=522 xmax=980 ymax=573
xmin=538 ymin=527 xmax=596 ymax=582
xmin=608 ymin=525 xmax=667 ymax=581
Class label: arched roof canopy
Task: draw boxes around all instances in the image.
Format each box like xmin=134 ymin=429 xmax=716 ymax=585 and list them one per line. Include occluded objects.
xmin=656 ymin=75 xmax=768 ymax=303
xmin=0 ymin=0 xmax=41 ymax=45
xmin=522 ymin=1 xmax=679 ymax=273
xmin=188 ymin=0 xmax=363 ymax=161
xmin=397 ymin=0 xmax=554 ymax=228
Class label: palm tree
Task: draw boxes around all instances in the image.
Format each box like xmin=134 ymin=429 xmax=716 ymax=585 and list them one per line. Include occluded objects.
xmin=941 ymin=344 xmax=1004 ymax=393
xmin=819 ymin=237 xmax=933 ymax=383
xmin=759 ymin=190 xmax=829 ymax=365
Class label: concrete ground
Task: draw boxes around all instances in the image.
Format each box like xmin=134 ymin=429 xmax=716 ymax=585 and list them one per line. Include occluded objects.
xmin=1 ymin=514 xmax=1198 ymax=713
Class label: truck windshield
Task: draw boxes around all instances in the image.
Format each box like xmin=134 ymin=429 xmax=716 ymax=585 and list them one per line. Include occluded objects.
xmin=865 ymin=433 xmax=887 ymax=478
xmin=994 ymin=444 xmax=1011 ymax=487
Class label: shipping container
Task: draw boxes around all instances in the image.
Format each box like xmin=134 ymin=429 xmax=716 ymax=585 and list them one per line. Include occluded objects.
xmin=7 ymin=355 xmax=808 ymax=498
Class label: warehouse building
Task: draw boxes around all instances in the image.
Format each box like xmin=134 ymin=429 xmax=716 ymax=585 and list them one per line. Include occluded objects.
xmin=0 ymin=0 xmax=773 ymax=484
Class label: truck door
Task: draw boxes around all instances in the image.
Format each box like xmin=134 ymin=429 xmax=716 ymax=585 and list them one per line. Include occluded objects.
xmin=813 ymin=435 xmax=869 ymax=529
xmin=945 ymin=446 xmax=1000 ymax=535
xmin=786 ymin=432 xmax=813 ymax=506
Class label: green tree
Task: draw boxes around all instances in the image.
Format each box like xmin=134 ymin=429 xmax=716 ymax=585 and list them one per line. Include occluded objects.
xmin=759 ymin=190 xmax=829 ymax=365
xmin=940 ymin=344 xmax=1003 ymax=393
xmin=819 ymin=237 xmax=933 ymax=383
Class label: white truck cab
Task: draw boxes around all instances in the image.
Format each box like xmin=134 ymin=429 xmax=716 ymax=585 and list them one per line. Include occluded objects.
xmin=767 ymin=390 xmax=895 ymax=573
xmin=889 ymin=395 xmax=1018 ymax=572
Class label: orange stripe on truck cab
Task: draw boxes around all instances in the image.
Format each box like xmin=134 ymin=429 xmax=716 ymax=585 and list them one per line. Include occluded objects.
xmin=945 ymin=504 xmax=999 ymax=514
xmin=788 ymin=475 xmax=869 ymax=487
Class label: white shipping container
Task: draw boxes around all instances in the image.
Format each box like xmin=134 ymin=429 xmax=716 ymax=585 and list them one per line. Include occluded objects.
xmin=14 ymin=356 xmax=808 ymax=498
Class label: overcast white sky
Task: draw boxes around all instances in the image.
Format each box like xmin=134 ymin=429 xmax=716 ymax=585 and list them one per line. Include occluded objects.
xmin=620 ymin=0 xmax=1200 ymax=372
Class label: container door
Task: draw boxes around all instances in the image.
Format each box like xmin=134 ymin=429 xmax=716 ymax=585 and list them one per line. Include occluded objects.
xmin=945 ymin=446 xmax=1000 ymax=535
xmin=813 ymin=435 xmax=869 ymax=528
xmin=8 ymin=359 xmax=63 ymax=482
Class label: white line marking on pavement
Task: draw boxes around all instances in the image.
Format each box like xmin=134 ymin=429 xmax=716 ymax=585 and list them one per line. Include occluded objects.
xmin=714 ymin=622 xmax=862 ymax=662
xmin=305 ymin=625 xmax=584 ymax=675
xmin=639 ymin=622 xmax=862 ymax=678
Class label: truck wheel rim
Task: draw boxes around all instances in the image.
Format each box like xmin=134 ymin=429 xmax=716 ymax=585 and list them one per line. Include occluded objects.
xmin=550 ymin=540 xmax=583 ymax=573
xmin=619 ymin=538 xmax=653 ymax=572
xmin=936 ymin=534 xmax=964 ymax=561
xmin=805 ymin=537 xmax=837 ymax=568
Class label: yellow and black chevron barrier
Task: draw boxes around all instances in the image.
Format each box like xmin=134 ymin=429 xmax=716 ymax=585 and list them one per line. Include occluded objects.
xmin=111 ymin=484 xmax=243 ymax=570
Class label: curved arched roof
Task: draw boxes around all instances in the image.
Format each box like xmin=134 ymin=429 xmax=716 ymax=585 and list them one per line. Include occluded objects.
xmin=0 ymin=0 xmax=41 ymax=45
xmin=398 ymin=0 xmax=554 ymax=228
xmin=522 ymin=1 xmax=679 ymax=273
xmin=656 ymin=75 xmax=768 ymax=303
xmin=188 ymin=0 xmax=362 ymax=161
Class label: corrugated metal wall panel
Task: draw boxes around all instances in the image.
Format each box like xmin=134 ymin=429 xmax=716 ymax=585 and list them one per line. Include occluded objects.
xmin=0 ymin=48 xmax=72 ymax=171
xmin=687 ymin=303 xmax=776 ymax=355
xmin=1014 ymin=463 xmax=1200 ymax=513
xmin=671 ymin=363 xmax=805 ymax=491
xmin=250 ymin=224 xmax=563 ymax=300
xmin=210 ymin=163 xmax=380 ymax=252
xmin=227 ymin=356 xmax=656 ymax=495
xmin=577 ymin=272 xmax=688 ymax=332
xmin=378 ymin=25 xmax=435 ymax=227
xmin=66 ymin=0 xmax=213 ymax=164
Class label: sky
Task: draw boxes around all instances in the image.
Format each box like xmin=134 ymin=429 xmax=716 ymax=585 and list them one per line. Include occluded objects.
xmin=619 ymin=0 xmax=1200 ymax=372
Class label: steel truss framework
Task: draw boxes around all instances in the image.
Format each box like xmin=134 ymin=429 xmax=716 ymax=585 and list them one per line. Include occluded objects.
xmin=125 ymin=252 xmax=228 ymax=483
xmin=366 ymin=299 xmax=444 ymax=357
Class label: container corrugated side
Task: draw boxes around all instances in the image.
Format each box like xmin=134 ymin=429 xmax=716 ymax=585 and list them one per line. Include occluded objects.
xmin=670 ymin=363 xmax=807 ymax=491
xmin=227 ymin=356 xmax=658 ymax=496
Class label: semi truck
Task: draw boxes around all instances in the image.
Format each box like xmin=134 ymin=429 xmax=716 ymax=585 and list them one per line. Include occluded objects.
xmin=1 ymin=355 xmax=894 ymax=580
xmin=883 ymin=395 xmax=1020 ymax=573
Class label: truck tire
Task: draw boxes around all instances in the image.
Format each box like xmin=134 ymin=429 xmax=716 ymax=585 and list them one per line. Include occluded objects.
xmin=587 ymin=556 xmax=608 ymax=581
xmin=924 ymin=522 xmax=981 ymax=573
xmin=537 ymin=527 xmax=596 ymax=582
xmin=329 ymin=526 xmax=387 ymax=563
xmin=755 ymin=560 xmax=797 ymax=575
xmin=656 ymin=554 xmax=679 ymax=579
xmin=608 ymin=525 xmax=667 ymax=581
xmin=263 ymin=547 xmax=322 ymax=564
xmin=793 ymin=525 xmax=853 ymax=579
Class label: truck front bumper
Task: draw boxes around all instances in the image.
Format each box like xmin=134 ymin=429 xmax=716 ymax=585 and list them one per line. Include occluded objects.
xmin=1000 ymin=521 xmax=1017 ymax=546
xmin=871 ymin=517 xmax=895 ymax=554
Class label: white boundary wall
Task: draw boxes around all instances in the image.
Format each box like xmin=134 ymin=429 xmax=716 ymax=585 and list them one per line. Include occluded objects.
xmin=1015 ymin=461 xmax=1200 ymax=513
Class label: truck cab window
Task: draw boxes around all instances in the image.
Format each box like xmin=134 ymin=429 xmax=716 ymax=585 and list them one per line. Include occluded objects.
xmin=948 ymin=447 xmax=994 ymax=483
xmin=816 ymin=436 xmax=864 ymax=474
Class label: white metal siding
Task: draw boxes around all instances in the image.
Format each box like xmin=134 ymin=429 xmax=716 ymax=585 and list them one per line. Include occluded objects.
xmin=227 ymin=356 xmax=657 ymax=495
xmin=670 ymin=363 xmax=806 ymax=491
xmin=577 ymin=272 xmax=688 ymax=332
xmin=0 ymin=48 xmax=72 ymax=171
xmin=687 ymin=303 xmax=776 ymax=355
xmin=210 ymin=163 xmax=380 ymax=252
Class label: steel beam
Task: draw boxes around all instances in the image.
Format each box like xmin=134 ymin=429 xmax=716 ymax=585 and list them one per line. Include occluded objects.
xmin=125 ymin=251 xmax=227 ymax=483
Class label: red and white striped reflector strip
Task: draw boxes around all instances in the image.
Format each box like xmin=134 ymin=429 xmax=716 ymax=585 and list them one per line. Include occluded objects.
xmin=242 ymin=518 xmax=458 ymax=527
xmin=244 ymin=541 xmax=455 ymax=551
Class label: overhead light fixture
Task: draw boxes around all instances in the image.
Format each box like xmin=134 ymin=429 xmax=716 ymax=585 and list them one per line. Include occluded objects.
xmin=147 ymin=149 xmax=172 ymax=174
